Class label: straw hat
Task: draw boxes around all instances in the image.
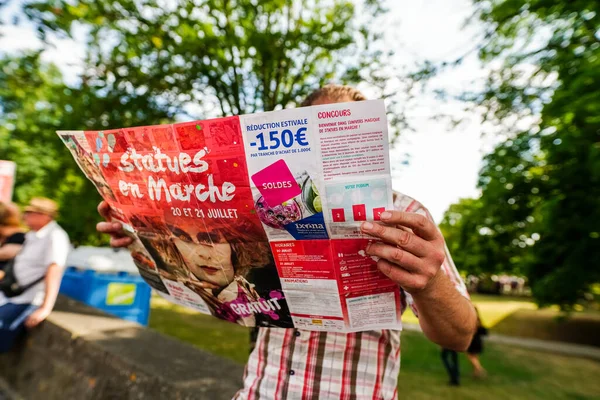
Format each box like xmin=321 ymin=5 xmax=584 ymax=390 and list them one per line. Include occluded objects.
xmin=24 ymin=197 xmax=59 ymax=218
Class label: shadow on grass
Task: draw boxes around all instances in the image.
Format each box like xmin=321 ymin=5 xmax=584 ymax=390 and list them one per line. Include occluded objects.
xmin=492 ymin=309 xmax=600 ymax=347
xmin=399 ymin=331 xmax=600 ymax=400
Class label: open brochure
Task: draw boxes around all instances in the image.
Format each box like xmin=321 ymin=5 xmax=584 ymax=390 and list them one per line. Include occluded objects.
xmin=57 ymin=100 xmax=403 ymax=332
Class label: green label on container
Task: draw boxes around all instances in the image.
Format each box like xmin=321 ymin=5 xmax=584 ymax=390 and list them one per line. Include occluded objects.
xmin=106 ymin=283 xmax=136 ymax=305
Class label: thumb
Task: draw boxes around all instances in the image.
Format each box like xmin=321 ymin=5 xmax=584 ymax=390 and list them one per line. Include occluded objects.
xmin=97 ymin=201 xmax=112 ymax=220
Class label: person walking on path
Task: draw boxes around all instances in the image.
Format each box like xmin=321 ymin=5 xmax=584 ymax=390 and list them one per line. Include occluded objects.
xmin=467 ymin=307 xmax=488 ymax=378
xmin=441 ymin=348 xmax=460 ymax=386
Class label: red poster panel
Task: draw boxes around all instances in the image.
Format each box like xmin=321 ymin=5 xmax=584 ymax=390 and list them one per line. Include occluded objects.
xmin=0 ymin=161 xmax=16 ymax=203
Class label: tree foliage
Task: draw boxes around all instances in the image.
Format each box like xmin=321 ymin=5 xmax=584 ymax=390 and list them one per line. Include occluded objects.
xmin=0 ymin=53 xmax=172 ymax=245
xmin=24 ymin=0 xmax=390 ymax=117
xmin=440 ymin=197 xmax=529 ymax=277
xmin=441 ymin=0 xmax=600 ymax=309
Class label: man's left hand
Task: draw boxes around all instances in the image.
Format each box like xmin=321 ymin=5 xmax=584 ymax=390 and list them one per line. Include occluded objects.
xmin=24 ymin=307 xmax=51 ymax=329
xmin=361 ymin=210 xmax=446 ymax=294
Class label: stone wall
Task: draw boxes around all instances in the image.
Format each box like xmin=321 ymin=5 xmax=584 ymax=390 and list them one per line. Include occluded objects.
xmin=0 ymin=296 xmax=244 ymax=400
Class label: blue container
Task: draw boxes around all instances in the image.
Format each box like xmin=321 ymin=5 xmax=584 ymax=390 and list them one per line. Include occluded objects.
xmin=60 ymin=267 xmax=151 ymax=325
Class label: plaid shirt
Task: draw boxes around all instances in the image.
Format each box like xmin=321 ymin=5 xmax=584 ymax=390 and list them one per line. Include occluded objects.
xmin=234 ymin=193 xmax=469 ymax=400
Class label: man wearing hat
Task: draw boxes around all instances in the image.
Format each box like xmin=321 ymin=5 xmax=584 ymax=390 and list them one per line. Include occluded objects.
xmin=0 ymin=198 xmax=70 ymax=352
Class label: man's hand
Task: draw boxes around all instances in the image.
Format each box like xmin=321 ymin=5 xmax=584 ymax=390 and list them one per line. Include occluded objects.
xmin=24 ymin=307 xmax=51 ymax=329
xmin=361 ymin=210 xmax=445 ymax=293
xmin=96 ymin=201 xmax=133 ymax=248
xmin=362 ymin=209 xmax=477 ymax=351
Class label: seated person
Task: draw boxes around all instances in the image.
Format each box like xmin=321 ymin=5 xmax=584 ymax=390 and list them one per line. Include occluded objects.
xmin=0 ymin=198 xmax=70 ymax=353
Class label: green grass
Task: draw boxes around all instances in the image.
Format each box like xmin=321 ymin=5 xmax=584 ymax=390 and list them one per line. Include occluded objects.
xmin=149 ymin=297 xmax=600 ymax=399
xmin=469 ymin=294 xmax=539 ymax=327
xmin=399 ymin=331 xmax=600 ymax=400
xmin=403 ymin=294 xmax=600 ymax=346
xmin=396 ymin=294 xmax=538 ymax=327
xmin=150 ymin=296 xmax=250 ymax=364
xmin=491 ymin=308 xmax=600 ymax=347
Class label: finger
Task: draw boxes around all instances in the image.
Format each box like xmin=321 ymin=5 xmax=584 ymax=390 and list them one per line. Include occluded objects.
xmin=376 ymin=259 xmax=429 ymax=291
xmin=366 ymin=242 xmax=424 ymax=272
xmin=379 ymin=211 xmax=439 ymax=241
xmin=110 ymin=236 xmax=134 ymax=248
xmin=97 ymin=221 xmax=125 ymax=234
xmin=361 ymin=222 xmax=431 ymax=257
xmin=97 ymin=201 xmax=111 ymax=220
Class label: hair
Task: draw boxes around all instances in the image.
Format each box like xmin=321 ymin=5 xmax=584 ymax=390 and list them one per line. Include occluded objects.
xmin=0 ymin=202 xmax=21 ymax=228
xmin=230 ymin=241 xmax=272 ymax=277
xmin=138 ymin=235 xmax=189 ymax=280
xmin=218 ymin=217 xmax=273 ymax=276
xmin=301 ymin=84 xmax=367 ymax=107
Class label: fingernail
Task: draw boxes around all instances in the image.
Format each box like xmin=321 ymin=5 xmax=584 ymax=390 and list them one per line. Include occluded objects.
xmin=365 ymin=242 xmax=372 ymax=253
xmin=380 ymin=211 xmax=392 ymax=220
xmin=362 ymin=222 xmax=374 ymax=230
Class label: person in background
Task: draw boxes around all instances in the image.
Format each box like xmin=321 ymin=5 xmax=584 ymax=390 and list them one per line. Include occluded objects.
xmin=0 ymin=198 xmax=70 ymax=353
xmin=441 ymin=347 xmax=460 ymax=386
xmin=466 ymin=307 xmax=488 ymax=378
xmin=0 ymin=202 xmax=26 ymax=274
xmin=97 ymin=85 xmax=477 ymax=399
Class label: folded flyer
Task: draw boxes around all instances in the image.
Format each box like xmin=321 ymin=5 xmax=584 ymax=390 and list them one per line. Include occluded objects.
xmin=58 ymin=100 xmax=404 ymax=332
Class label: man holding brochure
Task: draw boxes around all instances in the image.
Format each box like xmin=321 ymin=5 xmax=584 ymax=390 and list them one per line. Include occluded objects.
xmin=97 ymin=85 xmax=476 ymax=399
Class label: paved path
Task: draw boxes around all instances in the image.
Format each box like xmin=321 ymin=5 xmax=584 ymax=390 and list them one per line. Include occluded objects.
xmin=403 ymin=322 xmax=600 ymax=361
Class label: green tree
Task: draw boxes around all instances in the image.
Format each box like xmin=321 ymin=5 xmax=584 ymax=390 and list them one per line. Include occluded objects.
xmin=440 ymin=197 xmax=528 ymax=277
xmin=23 ymin=0 xmax=397 ymax=122
xmin=440 ymin=0 xmax=600 ymax=309
xmin=0 ymin=53 xmax=171 ymax=244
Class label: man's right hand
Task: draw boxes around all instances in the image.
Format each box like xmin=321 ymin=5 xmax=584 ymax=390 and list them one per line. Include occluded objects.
xmin=96 ymin=201 xmax=133 ymax=248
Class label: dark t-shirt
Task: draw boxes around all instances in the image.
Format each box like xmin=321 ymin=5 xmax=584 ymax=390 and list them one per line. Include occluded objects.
xmin=467 ymin=326 xmax=488 ymax=354
xmin=2 ymin=232 xmax=26 ymax=246
xmin=0 ymin=232 xmax=26 ymax=270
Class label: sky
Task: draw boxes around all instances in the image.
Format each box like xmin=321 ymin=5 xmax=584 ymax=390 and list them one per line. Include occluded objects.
xmin=0 ymin=0 xmax=495 ymax=222
xmin=384 ymin=0 xmax=495 ymax=221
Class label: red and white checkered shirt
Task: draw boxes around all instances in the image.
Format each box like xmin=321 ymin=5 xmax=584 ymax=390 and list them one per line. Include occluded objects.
xmin=234 ymin=193 xmax=469 ymax=400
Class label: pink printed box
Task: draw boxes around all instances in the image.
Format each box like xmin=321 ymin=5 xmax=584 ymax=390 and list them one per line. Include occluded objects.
xmin=251 ymin=159 xmax=301 ymax=206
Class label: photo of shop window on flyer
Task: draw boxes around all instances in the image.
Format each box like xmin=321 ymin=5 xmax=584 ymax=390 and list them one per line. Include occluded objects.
xmin=57 ymin=99 xmax=403 ymax=332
